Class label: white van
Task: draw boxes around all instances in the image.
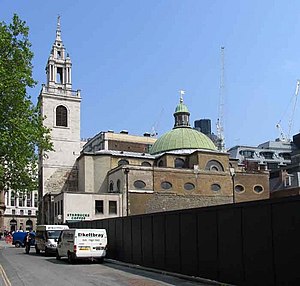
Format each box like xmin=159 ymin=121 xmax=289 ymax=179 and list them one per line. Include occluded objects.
xmin=35 ymin=225 xmax=69 ymax=255
xmin=56 ymin=229 xmax=107 ymax=263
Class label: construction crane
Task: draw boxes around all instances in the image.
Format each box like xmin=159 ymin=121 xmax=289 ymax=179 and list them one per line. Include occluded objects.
xmin=276 ymin=79 xmax=300 ymax=142
xmin=216 ymin=47 xmax=226 ymax=152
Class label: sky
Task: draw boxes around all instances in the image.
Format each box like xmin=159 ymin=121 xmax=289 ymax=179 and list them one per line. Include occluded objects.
xmin=1 ymin=0 xmax=300 ymax=148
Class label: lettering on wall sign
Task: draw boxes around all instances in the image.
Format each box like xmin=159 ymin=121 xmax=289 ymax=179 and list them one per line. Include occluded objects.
xmin=66 ymin=213 xmax=90 ymax=221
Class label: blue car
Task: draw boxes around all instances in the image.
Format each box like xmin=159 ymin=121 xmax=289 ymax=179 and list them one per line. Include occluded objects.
xmin=12 ymin=231 xmax=35 ymax=248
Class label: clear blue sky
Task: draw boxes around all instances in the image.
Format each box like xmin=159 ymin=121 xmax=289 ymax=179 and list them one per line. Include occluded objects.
xmin=2 ymin=0 xmax=300 ymax=148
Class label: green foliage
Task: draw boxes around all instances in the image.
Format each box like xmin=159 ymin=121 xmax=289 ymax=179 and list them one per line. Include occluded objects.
xmin=0 ymin=14 xmax=52 ymax=193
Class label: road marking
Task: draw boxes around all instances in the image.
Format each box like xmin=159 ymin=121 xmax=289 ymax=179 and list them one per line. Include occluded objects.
xmin=0 ymin=264 xmax=11 ymax=286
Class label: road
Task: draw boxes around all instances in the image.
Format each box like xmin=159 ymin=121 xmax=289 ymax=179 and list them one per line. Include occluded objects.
xmin=0 ymin=242 xmax=213 ymax=286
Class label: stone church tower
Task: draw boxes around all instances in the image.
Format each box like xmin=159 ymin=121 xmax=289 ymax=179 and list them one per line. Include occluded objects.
xmin=38 ymin=17 xmax=81 ymax=223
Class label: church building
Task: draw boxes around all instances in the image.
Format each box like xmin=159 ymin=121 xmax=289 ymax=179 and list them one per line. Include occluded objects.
xmin=38 ymin=18 xmax=270 ymax=225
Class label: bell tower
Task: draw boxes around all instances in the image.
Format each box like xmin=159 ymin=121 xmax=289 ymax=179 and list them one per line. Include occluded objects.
xmin=38 ymin=17 xmax=81 ymax=224
xmin=46 ymin=16 xmax=72 ymax=90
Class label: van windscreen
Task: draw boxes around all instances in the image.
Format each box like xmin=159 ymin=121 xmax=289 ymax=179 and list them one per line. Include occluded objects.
xmin=47 ymin=230 xmax=62 ymax=239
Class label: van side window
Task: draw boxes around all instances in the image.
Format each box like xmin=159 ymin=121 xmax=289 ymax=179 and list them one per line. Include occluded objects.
xmin=36 ymin=231 xmax=44 ymax=239
xmin=58 ymin=232 xmax=63 ymax=242
xmin=63 ymin=232 xmax=73 ymax=240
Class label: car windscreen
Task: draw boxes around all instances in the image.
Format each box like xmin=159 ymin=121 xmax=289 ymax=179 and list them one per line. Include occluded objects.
xmin=46 ymin=230 xmax=61 ymax=239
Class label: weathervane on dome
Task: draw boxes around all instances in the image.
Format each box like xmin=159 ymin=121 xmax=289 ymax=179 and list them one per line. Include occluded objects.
xmin=179 ymin=89 xmax=185 ymax=103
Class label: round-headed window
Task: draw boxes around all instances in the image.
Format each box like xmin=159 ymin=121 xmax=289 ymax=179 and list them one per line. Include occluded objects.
xmin=161 ymin=181 xmax=172 ymax=190
xmin=184 ymin=182 xmax=195 ymax=191
xmin=142 ymin=161 xmax=151 ymax=167
xmin=109 ymin=181 xmax=114 ymax=192
xmin=254 ymin=185 xmax=263 ymax=194
xmin=175 ymin=158 xmax=185 ymax=168
xmin=133 ymin=180 xmax=146 ymax=189
xmin=205 ymin=160 xmax=224 ymax=171
xmin=117 ymin=180 xmax=121 ymax=192
xmin=211 ymin=184 xmax=221 ymax=192
xmin=56 ymin=105 xmax=68 ymax=127
xmin=118 ymin=159 xmax=129 ymax=166
xmin=235 ymin=185 xmax=245 ymax=193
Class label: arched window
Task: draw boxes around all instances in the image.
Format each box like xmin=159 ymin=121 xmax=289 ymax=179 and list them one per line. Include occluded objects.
xmin=109 ymin=181 xmax=114 ymax=192
xmin=26 ymin=219 xmax=33 ymax=231
xmin=118 ymin=159 xmax=129 ymax=166
xmin=205 ymin=160 xmax=224 ymax=171
xmin=175 ymin=158 xmax=185 ymax=168
xmin=10 ymin=219 xmax=17 ymax=232
xmin=158 ymin=160 xmax=164 ymax=167
xmin=117 ymin=180 xmax=121 ymax=192
xmin=56 ymin=105 xmax=67 ymax=127
xmin=141 ymin=161 xmax=151 ymax=167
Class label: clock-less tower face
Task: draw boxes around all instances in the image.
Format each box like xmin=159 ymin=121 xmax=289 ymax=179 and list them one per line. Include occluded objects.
xmin=38 ymin=17 xmax=81 ymax=223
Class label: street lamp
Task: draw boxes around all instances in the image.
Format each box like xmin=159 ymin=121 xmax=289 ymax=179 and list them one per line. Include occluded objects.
xmin=124 ymin=167 xmax=130 ymax=216
xmin=229 ymin=167 xmax=236 ymax=203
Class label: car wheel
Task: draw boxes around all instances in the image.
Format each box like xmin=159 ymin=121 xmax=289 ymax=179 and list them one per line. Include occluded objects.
xmin=35 ymin=246 xmax=40 ymax=254
xmin=56 ymin=250 xmax=61 ymax=260
xmin=97 ymin=257 xmax=104 ymax=264
xmin=67 ymin=252 xmax=74 ymax=264
xmin=15 ymin=242 xmax=21 ymax=248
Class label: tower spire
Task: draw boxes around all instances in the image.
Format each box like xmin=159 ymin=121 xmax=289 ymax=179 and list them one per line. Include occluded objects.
xmin=56 ymin=15 xmax=62 ymax=42
xmin=45 ymin=16 xmax=72 ymax=89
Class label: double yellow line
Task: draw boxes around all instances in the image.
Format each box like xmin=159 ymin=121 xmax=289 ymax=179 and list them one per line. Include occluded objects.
xmin=0 ymin=264 xmax=11 ymax=286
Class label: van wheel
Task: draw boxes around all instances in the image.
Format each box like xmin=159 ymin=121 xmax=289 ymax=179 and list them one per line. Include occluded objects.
xmin=56 ymin=250 xmax=61 ymax=260
xmin=35 ymin=246 xmax=40 ymax=254
xmin=15 ymin=242 xmax=21 ymax=248
xmin=97 ymin=257 xmax=104 ymax=264
xmin=67 ymin=252 xmax=74 ymax=264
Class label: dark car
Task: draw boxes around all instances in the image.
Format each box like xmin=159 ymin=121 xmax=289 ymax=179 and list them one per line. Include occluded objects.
xmin=12 ymin=231 xmax=35 ymax=248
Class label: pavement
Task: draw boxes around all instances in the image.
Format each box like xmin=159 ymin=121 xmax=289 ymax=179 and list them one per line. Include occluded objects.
xmin=105 ymin=258 xmax=230 ymax=286
xmin=0 ymin=239 xmax=12 ymax=286
xmin=0 ymin=239 xmax=13 ymax=249
xmin=0 ymin=239 xmax=230 ymax=286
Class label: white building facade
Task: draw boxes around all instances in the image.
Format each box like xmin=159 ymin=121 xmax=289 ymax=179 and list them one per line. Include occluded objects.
xmin=3 ymin=190 xmax=38 ymax=232
xmin=38 ymin=17 xmax=82 ymax=224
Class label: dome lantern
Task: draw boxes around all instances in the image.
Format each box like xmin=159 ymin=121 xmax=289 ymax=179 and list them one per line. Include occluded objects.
xmin=174 ymin=90 xmax=190 ymax=129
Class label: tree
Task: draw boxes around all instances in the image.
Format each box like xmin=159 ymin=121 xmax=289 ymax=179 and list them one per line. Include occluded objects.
xmin=0 ymin=14 xmax=53 ymax=230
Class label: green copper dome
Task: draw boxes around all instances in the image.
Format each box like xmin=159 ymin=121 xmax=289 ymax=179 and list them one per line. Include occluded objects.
xmin=175 ymin=102 xmax=190 ymax=114
xmin=149 ymin=91 xmax=217 ymax=155
xmin=149 ymin=127 xmax=217 ymax=155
